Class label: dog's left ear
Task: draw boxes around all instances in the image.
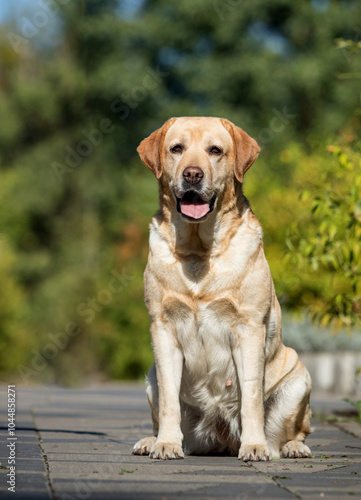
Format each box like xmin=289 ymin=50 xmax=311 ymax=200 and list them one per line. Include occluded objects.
xmin=137 ymin=118 xmax=177 ymax=179
xmin=221 ymin=119 xmax=260 ymax=183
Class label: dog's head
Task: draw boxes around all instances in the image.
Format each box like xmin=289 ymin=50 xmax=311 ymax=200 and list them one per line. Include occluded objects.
xmin=137 ymin=117 xmax=260 ymax=223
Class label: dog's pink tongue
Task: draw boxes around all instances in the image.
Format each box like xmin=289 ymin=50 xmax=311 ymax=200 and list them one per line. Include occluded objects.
xmin=180 ymin=201 xmax=210 ymax=219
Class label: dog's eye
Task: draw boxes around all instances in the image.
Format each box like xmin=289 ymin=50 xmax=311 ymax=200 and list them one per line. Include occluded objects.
xmin=209 ymin=146 xmax=222 ymax=155
xmin=170 ymin=144 xmax=183 ymax=154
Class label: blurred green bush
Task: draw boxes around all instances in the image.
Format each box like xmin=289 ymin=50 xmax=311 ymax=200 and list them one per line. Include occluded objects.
xmin=286 ymin=136 xmax=361 ymax=329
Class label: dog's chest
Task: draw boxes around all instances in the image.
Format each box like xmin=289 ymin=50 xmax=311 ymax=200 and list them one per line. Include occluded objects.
xmin=174 ymin=298 xmax=239 ymax=411
xmin=148 ymin=217 xmax=262 ymax=298
xmin=164 ymin=293 xmax=237 ymax=383
xmin=151 ymin=250 xmax=246 ymax=301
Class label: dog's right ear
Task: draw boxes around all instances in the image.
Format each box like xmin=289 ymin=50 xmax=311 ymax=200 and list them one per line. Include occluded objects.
xmin=220 ymin=118 xmax=260 ymax=183
xmin=137 ymin=118 xmax=177 ymax=179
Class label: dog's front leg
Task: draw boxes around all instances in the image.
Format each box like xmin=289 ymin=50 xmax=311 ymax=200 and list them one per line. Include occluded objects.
xmin=150 ymin=321 xmax=184 ymax=460
xmin=233 ymin=324 xmax=270 ymax=462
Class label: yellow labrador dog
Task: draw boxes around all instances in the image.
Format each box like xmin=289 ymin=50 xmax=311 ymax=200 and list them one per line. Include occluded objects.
xmin=133 ymin=117 xmax=312 ymax=461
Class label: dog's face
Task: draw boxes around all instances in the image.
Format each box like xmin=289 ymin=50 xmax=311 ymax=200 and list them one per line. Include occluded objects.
xmin=138 ymin=117 xmax=260 ymax=222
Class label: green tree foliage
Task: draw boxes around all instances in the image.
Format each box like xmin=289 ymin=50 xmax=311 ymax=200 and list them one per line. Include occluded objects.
xmin=286 ymin=136 xmax=361 ymax=329
xmin=284 ymin=38 xmax=361 ymax=329
xmin=0 ymin=0 xmax=360 ymax=383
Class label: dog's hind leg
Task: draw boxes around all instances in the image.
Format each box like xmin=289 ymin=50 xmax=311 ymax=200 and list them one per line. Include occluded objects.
xmin=265 ymin=360 xmax=312 ymax=459
xmin=132 ymin=364 xmax=158 ymax=455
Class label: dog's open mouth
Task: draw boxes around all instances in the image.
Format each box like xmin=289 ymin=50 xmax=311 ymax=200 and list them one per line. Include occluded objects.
xmin=176 ymin=191 xmax=217 ymax=221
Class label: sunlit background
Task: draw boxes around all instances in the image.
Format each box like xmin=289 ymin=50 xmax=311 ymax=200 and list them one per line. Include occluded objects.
xmin=0 ymin=0 xmax=360 ymax=387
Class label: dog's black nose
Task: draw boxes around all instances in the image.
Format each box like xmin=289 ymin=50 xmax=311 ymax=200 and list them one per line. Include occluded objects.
xmin=183 ymin=167 xmax=204 ymax=184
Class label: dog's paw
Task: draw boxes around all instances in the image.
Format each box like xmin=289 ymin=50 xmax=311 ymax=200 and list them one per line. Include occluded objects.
xmin=149 ymin=441 xmax=184 ymax=460
xmin=132 ymin=436 xmax=157 ymax=455
xmin=281 ymin=440 xmax=311 ymax=458
xmin=238 ymin=444 xmax=271 ymax=462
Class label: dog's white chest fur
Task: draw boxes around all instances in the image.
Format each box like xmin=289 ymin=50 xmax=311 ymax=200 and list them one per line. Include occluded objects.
xmin=158 ymin=267 xmax=244 ymax=416
xmin=175 ymin=299 xmax=236 ymax=393
xmin=167 ymin=297 xmax=242 ymax=453
xmin=148 ymin=208 xmax=262 ymax=296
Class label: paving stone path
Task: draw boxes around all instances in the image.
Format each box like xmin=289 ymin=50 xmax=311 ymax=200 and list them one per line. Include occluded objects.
xmin=0 ymin=383 xmax=360 ymax=499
